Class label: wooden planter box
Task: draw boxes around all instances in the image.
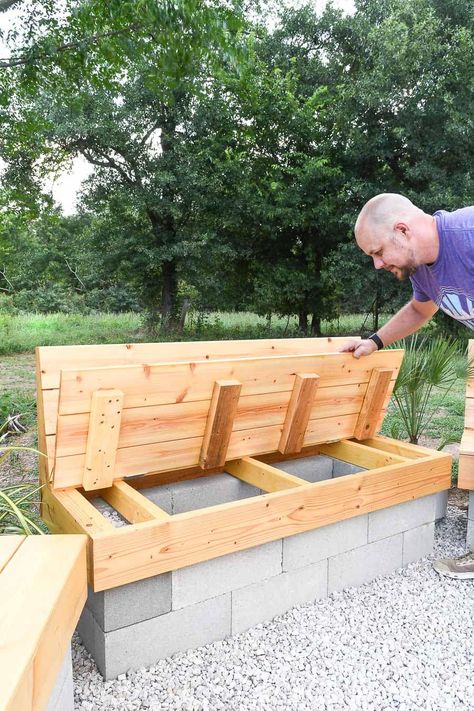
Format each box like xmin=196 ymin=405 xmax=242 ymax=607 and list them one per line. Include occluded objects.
xmin=37 ymin=338 xmax=451 ymax=593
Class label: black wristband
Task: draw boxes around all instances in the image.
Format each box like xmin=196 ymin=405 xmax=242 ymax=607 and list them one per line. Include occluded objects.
xmin=368 ymin=333 xmax=384 ymax=350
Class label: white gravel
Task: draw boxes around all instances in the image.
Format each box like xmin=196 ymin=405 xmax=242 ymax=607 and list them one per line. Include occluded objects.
xmin=73 ymin=505 xmax=474 ymax=711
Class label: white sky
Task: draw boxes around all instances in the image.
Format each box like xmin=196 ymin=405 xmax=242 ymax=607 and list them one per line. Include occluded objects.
xmin=0 ymin=0 xmax=355 ymax=215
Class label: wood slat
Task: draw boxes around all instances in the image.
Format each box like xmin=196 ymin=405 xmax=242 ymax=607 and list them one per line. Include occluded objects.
xmin=101 ymin=480 xmax=171 ymax=523
xmin=51 ymin=412 xmax=362 ymax=489
xmin=200 ymin=380 xmax=241 ymax=469
xmin=53 ymin=382 xmax=368 ymax=452
xmin=226 ymin=457 xmax=308 ymax=492
xmin=37 ymin=337 xmax=359 ymax=390
xmin=0 ymin=535 xmax=87 ymax=711
xmin=83 ymin=390 xmax=123 ymax=491
xmin=0 ymin=536 xmax=25 ymax=574
xmin=57 ymin=351 xmax=402 ymax=415
xmin=278 ymin=373 xmax=319 ymax=454
xmin=90 ymin=453 xmax=451 ymax=590
xmin=359 ymin=435 xmax=444 ymax=460
xmin=319 ymin=439 xmax=408 ymax=470
xmin=354 ymin=368 xmax=393 ymax=440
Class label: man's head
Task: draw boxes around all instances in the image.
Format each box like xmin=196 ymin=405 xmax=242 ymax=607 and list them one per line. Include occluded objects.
xmin=355 ymin=193 xmax=427 ymax=281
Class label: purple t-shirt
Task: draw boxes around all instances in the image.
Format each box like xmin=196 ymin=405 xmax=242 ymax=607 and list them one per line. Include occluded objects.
xmin=410 ymin=207 xmax=474 ymax=330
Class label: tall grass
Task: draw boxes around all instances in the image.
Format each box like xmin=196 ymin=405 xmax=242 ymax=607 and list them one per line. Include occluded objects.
xmin=0 ymin=311 xmax=392 ymax=355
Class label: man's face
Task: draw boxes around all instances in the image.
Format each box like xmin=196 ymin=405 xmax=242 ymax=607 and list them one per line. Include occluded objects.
xmin=357 ymin=229 xmax=418 ymax=281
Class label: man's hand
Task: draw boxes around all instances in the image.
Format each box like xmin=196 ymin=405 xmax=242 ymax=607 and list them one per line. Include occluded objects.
xmin=339 ymin=338 xmax=378 ymax=359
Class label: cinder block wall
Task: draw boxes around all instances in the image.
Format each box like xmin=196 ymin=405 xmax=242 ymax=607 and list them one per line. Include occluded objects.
xmin=44 ymin=647 xmax=74 ymax=711
xmin=78 ymin=456 xmax=447 ymax=680
xmin=468 ymin=491 xmax=474 ymax=550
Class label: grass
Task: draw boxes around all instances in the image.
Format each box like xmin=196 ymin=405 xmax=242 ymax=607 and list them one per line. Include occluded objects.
xmin=0 ymin=311 xmax=392 ymax=356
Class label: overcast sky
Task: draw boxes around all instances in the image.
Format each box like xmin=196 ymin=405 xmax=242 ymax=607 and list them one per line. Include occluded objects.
xmin=0 ymin=0 xmax=355 ymax=215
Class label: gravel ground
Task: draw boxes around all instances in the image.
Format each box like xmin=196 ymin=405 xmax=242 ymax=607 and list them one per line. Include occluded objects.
xmin=73 ymin=505 xmax=474 ymax=711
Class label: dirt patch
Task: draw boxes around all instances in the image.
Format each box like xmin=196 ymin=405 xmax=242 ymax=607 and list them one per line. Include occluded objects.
xmin=448 ymin=487 xmax=469 ymax=510
xmin=0 ymin=353 xmax=36 ymax=392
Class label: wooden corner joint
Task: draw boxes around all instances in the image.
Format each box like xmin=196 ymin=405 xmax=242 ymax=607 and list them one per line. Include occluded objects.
xmin=83 ymin=389 xmax=124 ymax=491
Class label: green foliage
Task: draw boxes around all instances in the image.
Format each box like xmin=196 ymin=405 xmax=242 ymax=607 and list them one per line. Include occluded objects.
xmin=390 ymin=335 xmax=463 ymax=444
xmin=0 ymin=483 xmax=46 ymax=534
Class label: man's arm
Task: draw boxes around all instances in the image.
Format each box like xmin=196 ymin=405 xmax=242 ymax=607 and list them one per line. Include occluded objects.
xmin=341 ymin=298 xmax=439 ymax=358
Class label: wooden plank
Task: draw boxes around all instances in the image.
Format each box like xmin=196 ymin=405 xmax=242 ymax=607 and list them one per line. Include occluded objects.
xmin=458 ymin=453 xmax=474 ymax=490
xmin=101 ymin=480 xmax=171 ymax=523
xmin=354 ymin=368 xmax=393 ymax=440
xmin=37 ymin=337 xmax=360 ymax=389
xmin=279 ymin=374 xmax=319 ymax=454
xmin=90 ymin=452 xmax=451 ymax=590
xmin=0 ymin=536 xmax=25 ymax=575
xmin=200 ymin=380 xmax=241 ymax=469
xmin=42 ymin=487 xmax=115 ymax=535
xmin=35 ymin=348 xmax=52 ymax=486
xmin=51 ymin=412 xmax=362 ymax=489
xmin=57 ymin=351 xmax=403 ymax=415
xmin=319 ymin=439 xmax=408 ymax=469
xmin=226 ymin=457 xmax=308 ymax=492
xmin=0 ymin=535 xmax=87 ymax=711
xmin=53 ymin=381 xmax=367 ymax=451
xmin=83 ymin=390 xmax=123 ymax=491
xmin=360 ymin=435 xmax=446 ymax=459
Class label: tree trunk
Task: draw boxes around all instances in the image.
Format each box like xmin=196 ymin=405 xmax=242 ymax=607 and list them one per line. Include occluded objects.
xmin=310 ymin=313 xmax=321 ymax=336
xmin=160 ymin=259 xmax=178 ymax=332
xmin=298 ymin=310 xmax=308 ymax=334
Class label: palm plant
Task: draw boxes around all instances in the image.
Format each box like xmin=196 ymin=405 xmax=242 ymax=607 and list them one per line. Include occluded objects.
xmin=0 ymin=419 xmax=46 ymax=535
xmin=391 ymin=335 xmax=464 ymax=445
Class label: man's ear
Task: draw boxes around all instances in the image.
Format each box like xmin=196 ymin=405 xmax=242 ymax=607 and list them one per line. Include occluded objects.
xmin=394 ymin=221 xmax=410 ymax=239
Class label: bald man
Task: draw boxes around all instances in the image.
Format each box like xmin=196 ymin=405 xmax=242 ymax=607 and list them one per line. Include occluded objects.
xmin=342 ymin=193 xmax=474 ymax=579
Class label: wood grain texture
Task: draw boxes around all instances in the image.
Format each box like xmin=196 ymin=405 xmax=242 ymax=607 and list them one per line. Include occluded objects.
xmin=278 ymin=374 xmax=319 ymax=454
xmin=101 ymin=480 xmax=171 ymax=523
xmin=226 ymin=456 xmax=308 ymax=492
xmin=0 ymin=535 xmax=87 ymax=711
xmin=200 ymin=380 xmax=241 ymax=469
xmin=90 ymin=452 xmax=451 ymax=590
xmin=319 ymin=439 xmax=408 ymax=469
xmin=353 ymin=368 xmax=393 ymax=440
xmin=83 ymin=390 xmax=123 ymax=491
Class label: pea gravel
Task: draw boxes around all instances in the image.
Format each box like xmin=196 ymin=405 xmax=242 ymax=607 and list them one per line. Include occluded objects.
xmin=73 ymin=505 xmax=474 ymax=711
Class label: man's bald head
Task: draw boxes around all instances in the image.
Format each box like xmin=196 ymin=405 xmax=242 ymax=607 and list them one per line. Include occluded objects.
xmin=355 ymin=193 xmax=423 ymax=244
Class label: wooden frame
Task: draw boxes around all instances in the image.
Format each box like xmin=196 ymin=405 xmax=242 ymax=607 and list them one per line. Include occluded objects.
xmin=36 ymin=339 xmax=452 ymax=592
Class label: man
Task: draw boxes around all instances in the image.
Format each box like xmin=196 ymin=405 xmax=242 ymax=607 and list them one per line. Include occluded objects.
xmin=341 ymin=193 xmax=474 ymax=579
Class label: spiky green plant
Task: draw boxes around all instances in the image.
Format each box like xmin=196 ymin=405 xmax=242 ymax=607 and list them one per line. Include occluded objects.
xmin=391 ymin=335 xmax=464 ymax=445
xmin=0 ymin=420 xmax=46 ymax=535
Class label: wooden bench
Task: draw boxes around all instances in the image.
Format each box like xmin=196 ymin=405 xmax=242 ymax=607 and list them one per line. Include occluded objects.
xmin=36 ymin=338 xmax=452 ymax=593
xmin=0 ymin=534 xmax=87 ymax=711
xmin=458 ymin=339 xmax=474 ymax=490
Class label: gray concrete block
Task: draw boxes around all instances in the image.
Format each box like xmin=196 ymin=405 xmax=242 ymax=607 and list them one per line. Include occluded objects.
xmin=44 ymin=646 xmax=74 ymax=711
xmin=368 ymin=494 xmax=436 ymax=542
xmin=273 ymin=455 xmax=333 ymax=482
xmin=332 ymin=460 xmax=364 ymax=478
xmin=231 ymin=560 xmax=328 ymax=634
xmin=282 ymin=515 xmax=368 ymax=572
xmin=141 ymin=484 xmax=173 ymax=514
xmin=167 ymin=474 xmax=261 ymax=514
xmin=77 ymin=605 xmax=106 ymax=676
xmin=403 ymin=522 xmax=435 ymax=565
xmin=90 ymin=594 xmax=231 ymax=680
xmin=467 ymin=518 xmax=474 ymax=551
xmin=434 ymin=490 xmax=449 ymax=521
xmin=468 ymin=491 xmax=474 ymax=521
xmin=172 ymin=540 xmax=282 ymax=609
xmin=328 ymin=534 xmax=403 ymax=593
xmin=85 ymin=572 xmax=172 ymax=632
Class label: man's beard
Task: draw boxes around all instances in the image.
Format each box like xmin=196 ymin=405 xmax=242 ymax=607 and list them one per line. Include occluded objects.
xmin=395 ymin=264 xmax=417 ymax=280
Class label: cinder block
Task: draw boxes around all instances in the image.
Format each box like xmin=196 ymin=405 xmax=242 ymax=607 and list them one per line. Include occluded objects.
xmin=468 ymin=491 xmax=474 ymax=521
xmin=273 ymin=455 xmax=333 ymax=482
xmin=403 ymin=522 xmax=435 ymax=565
xmin=85 ymin=572 xmax=172 ymax=632
xmin=368 ymin=494 xmax=436 ymax=542
xmin=166 ymin=474 xmax=261 ymax=514
xmin=332 ymin=460 xmax=364 ymax=478
xmin=140 ymin=484 xmax=173 ymax=514
xmin=172 ymin=540 xmax=282 ymax=609
xmin=282 ymin=514 xmax=368 ymax=572
xmin=76 ymin=606 xmax=106 ymax=675
xmin=80 ymin=594 xmax=231 ymax=680
xmin=434 ymin=490 xmax=449 ymax=521
xmin=328 ymin=534 xmax=403 ymax=593
xmin=232 ymin=560 xmax=328 ymax=634
xmin=467 ymin=518 xmax=474 ymax=551
xmin=44 ymin=646 xmax=74 ymax=711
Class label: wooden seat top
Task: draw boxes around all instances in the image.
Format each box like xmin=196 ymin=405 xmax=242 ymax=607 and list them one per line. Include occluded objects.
xmin=35 ymin=338 xmax=404 ymax=491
